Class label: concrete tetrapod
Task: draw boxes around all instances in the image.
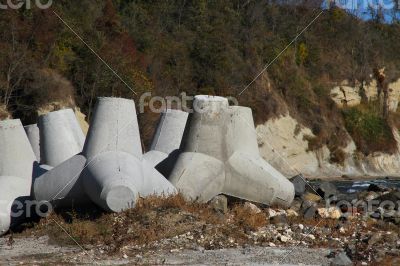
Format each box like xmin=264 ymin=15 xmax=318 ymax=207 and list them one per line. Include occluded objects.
xmin=143 ymin=109 xmax=189 ymax=176
xmin=34 ymin=97 xmax=176 ymax=212
xmin=33 ymin=154 xmax=89 ymax=207
xmin=24 ymin=124 xmax=41 ymax=162
xmin=0 ymin=119 xmax=37 ymax=236
xmin=82 ymin=97 xmax=176 ymax=212
xmin=169 ymin=95 xmax=295 ymax=207
xmin=38 ymin=109 xmax=85 ymax=167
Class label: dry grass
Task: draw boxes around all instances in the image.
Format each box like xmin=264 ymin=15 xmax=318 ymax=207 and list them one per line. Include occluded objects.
xmin=14 ymin=194 xmax=400 ymax=264
xmin=231 ymin=205 xmax=268 ymax=231
xmin=379 ymin=256 xmax=400 ymax=266
xmin=0 ymin=104 xmax=11 ymax=120
xmin=23 ymin=195 xmax=270 ymax=253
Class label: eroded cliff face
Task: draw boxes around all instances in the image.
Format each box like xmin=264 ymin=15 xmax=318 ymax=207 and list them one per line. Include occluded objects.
xmin=256 ymin=115 xmax=320 ymax=177
xmin=256 ymin=76 xmax=400 ymax=178
xmin=257 ymin=114 xmax=400 ymax=178
xmin=330 ymin=78 xmax=400 ymax=112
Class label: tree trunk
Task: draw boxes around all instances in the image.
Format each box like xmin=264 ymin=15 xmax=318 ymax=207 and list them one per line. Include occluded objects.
xmin=383 ymin=85 xmax=389 ymax=118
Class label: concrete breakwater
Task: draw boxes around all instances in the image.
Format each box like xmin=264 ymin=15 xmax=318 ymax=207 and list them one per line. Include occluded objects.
xmin=0 ymin=96 xmax=294 ymax=236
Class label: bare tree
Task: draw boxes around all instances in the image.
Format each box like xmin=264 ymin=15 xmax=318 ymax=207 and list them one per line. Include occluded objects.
xmin=374 ymin=67 xmax=389 ymax=118
xmin=0 ymin=24 xmax=32 ymax=108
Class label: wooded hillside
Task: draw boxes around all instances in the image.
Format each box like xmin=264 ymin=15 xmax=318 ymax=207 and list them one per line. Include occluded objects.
xmin=1 ymin=0 xmax=400 ymax=156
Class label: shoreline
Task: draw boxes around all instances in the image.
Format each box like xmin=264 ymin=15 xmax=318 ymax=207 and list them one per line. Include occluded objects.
xmin=305 ymin=175 xmax=400 ymax=182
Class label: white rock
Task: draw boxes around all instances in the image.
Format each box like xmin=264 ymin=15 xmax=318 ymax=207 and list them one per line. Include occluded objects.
xmin=286 ymin=209 xmax=299 ymax=217
xmin=267 ymin=208 xmax=278 ymax=218
xmin=285 ymin=228 xmax=293 ymax=235
xmin=307 ymin=234 xmax=316 ymax=240
xmin=244 ymin=202 xmax=262 ymax=214
xmin=279 ymin=235 xmax=290 ymax=243
xmin=317 ymin=207 xmax=342 ymax=219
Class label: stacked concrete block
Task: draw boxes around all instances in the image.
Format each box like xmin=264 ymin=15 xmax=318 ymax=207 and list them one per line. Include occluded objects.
xmin=81 ymin=97 xmax=144 ymax=212
xmin=82 ymin=98 xmax=176 ymax=211
xmin=33 ymin=109 xmax=87 ymax=207
xmin=24 ymin=124 xmax=41 ymax=162
xmin=33 ymin=153 xmax=89 ymax=207
xmin=0 ymin=93 xmax=295 ymax=237
xmin=38 ymin=109 xmax=85 ymax=167
xmin=144 ymin=109 xmax=189 ymax=176
xmin=0 ymin=119 xmax=37 ymax=236
xmin=169 ymin=95 xmax=295 ymax=207
xmin=149 ymin=109 xmax=189 ymax=155
xmin=34 ymin=97 xmax=176 ymax=212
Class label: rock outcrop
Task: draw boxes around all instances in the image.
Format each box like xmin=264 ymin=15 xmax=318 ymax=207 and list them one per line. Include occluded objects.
xmin=330 ymin=85 xmax=361 ymax=108
xmin=257 ymin=114 xmax=400 ymax=178
xmin=330 ymin=78 xmax=400 ymax=112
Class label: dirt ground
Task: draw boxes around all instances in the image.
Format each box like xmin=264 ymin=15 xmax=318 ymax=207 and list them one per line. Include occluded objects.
xmin=1 ymin=192 xmax=400 ymax=265
xmin=0 ymin=235 xmax=331 ymax=265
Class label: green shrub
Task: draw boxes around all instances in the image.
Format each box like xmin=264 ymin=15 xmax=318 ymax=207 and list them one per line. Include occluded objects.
xmin=342 ymin=106 xmax=396 ymax=155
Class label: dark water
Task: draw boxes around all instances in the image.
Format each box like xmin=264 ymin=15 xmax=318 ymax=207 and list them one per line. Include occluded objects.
xmin=309 ymin=178 xmax=400 ymax=194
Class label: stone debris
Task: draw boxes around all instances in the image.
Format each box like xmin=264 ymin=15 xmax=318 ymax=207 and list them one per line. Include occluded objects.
xmin=270 ymin=215 xmax=288 ymax=225
xmin=303 ymin=192 xmax=322 ymax=202
xmin=317 ymin=207 xmax=342 ymax=219
xmin=210 ymin=195 xmax=228 ymax=214
xmin=331 ymin=252 xmax=352 ymax=266
xmin=243 ymin=202 xmax=262 ymax=214
xmin=303 ymin=206 xmax=318 ymax=220
xmin=316 ymin=181 xmax=339 ymax=200
xmin=286 ymin=209 xmax=299 ymax=217
xmin=290 ymin=174 xmax=306 ymax=197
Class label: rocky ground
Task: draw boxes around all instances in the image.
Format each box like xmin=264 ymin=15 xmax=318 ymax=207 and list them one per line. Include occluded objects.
xmin=1 ymin=178 xmax=400 ymax=265
xmin=0 ymin=236 xmax=332 ymax=265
